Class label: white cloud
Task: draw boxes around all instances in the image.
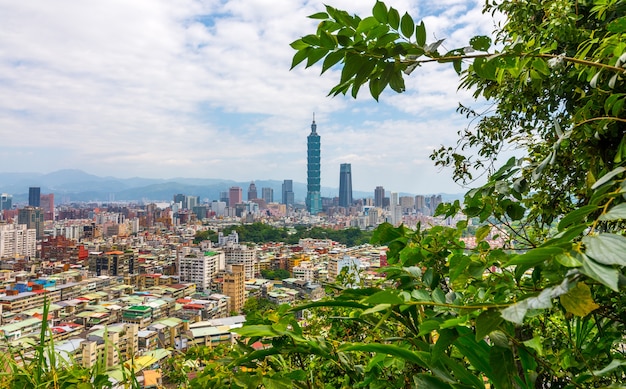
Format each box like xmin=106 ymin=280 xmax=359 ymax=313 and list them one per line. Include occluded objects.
xmin=0 ymin=0 xmax=495 ymax=195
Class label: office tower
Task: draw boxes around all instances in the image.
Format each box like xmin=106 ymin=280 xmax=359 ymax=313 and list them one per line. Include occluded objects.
xmin=229 ymin=186 xmax=242 ymax=207
xmin=40 ymin=193 xmax=55 ymax=221
xmin=0 ymin=193 xmax=12 ymax=210
xmin=18 ymin=206 xmax=44 ymax=239
xmin=374 ymin=186 xmax=385 ymax=207
xmin=430 ymin=194 xmax=443 ymax=214
xmin=282 ymin=179 xmax=294 ymax=206
xmin=390 ymin=192 xmax=402 ymax=226
xmin=338 ymin=163 xmax=353 ymax=208
xmin=219 ymin=191 xmax=229 ymax=204
xmin=173 ymin=193 xmax=186 ymax=207
xmin=247 ymin=182 xmax=258 ymax=201
xmin=415 ymin=195 xmax=425 ymax=214
xmin=28 ymin=187 xmax=40 ymax=207
xmin=306 ymin=116 xmax=322 ymax=214
xmin=261 ymin=187 xmax=273 ymax=203
xmin=223 ymin=264 xmax=245 ymax=313
xmin=399 ymin=196 xmax=415 ymax=213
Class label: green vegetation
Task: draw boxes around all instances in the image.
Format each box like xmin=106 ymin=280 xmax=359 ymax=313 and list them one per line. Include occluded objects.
xmin=260 ymin=269 xmax=291 ymax=280
xmin=170 ymin=0 xmax=626 ymax=387
xmin=195 ymin=222 xmax=372 ymax=246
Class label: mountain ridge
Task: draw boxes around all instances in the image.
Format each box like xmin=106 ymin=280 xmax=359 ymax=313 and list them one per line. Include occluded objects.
xmin=0 ymin=170 xmax=462 ymax=204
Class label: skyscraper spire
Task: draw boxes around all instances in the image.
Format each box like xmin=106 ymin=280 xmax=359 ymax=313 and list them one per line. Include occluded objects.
xmin=311 ymin=112 xmax=317 ymax=134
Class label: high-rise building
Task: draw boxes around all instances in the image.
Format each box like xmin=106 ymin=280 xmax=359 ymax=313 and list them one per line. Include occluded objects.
xmin=229 ymin=186 xmax=242 ymax=207
xmin=389 ymin=192 xmax=402 ymax=226
xmin=0 ymin=224 xmax=37 ymax=259
xmin=219 ymin=191 xmax=229 ymax=204
xmin=18 ymin=206 xmax=44 ymax=239
xmin=282 ymin=179 xmax=294 ymax=206
xmin=247 ymin=182 xmax=258 ymax=201
xmin=28 ymin=187 xmax=40 ymax=207
xmin=223 ymin=264 xmax=245 ymax=313
xmin=173 ymin=194 xmax=186 ymax=207
xmin=415 ymin=195 xmax=425 ymax=214
xmin=40 ymin=193 xmax=55 ymax=221
xmin=179 ymin=250 xmax=225 ymax=292
xmin=261 ymin=187 xmax=273 ymax=203
xmin=306 ymin=116 xmax=322 ymax=215
xmin=374 ymin=186 xmax=385 ymax=207
xmin=430 ymin=195 xmax=443 ymax=214
xmin=223 ymin=243 xmax=258 ymax=280
xmin=338 ymin=163 xmax=353 ymax=208
xmin=0 ymin=193 xmax=12 ymax=211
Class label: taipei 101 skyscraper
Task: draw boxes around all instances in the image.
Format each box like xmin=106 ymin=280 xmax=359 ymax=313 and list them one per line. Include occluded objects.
xmin=306 ymin=114 xmax=322 ymax=215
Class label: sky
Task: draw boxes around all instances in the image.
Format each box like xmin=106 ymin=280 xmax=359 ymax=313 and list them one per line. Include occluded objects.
xmin=0 ymin=0 xmax=498 ymax=196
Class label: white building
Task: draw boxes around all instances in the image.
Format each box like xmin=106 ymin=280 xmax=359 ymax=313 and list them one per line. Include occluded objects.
xmin=178 ymin=249 xmax=226 ymax=292
xmin=0 ymin=223 xmax=37 ymax=259
xmin=292 ymin=261 xmax=318 ymax=282
xmin=223 ymin=243 xmax=258 ymax=280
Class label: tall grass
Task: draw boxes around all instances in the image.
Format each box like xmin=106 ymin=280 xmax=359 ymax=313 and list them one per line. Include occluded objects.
xmin=0 ymin=299 xmax=139 ymax=388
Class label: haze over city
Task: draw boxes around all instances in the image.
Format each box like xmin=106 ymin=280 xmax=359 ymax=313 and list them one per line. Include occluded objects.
xmin=0 ymin=0 xmax=495 ymax=194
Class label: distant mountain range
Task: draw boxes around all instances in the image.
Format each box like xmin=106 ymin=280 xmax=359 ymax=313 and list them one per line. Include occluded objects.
xmin=0 ymin=169 xmax=461 ymax=204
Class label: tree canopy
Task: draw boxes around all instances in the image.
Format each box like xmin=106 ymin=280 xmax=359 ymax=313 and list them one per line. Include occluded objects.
xmin=169 ymin=1 xmax=626 ymax=388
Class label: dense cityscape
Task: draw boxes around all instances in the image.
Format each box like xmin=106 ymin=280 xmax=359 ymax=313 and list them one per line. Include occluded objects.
xmin=0 ymin=119 xmax=473 ymax=387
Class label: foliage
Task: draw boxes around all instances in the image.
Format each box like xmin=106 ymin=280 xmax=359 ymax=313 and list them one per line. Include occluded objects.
xmin=169 ymin=1 xmax=626 ymax=388
xmin=209 ymin=222 xmax=372 ymax=246
xmin=0 ymin=300 xmax=132 ymax=388
xmin=260 ymin=269 xmax=292 ymax=280
xmin=194 ymin=229 xmax=218 ymax=244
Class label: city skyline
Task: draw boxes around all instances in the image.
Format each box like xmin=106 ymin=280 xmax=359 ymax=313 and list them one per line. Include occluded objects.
xmin=0 ymin=1 xmax=494 ymax=194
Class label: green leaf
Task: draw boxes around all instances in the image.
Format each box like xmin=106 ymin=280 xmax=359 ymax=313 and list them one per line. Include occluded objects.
xmin=505 ymin=202 xmax=525 ymax=221
xmin=412 ymin=289 xmax=431 ymax=301
xmin=319 ymin=30 xmax=336 ymax=49
xmin=453 ymin=328 xmax=493 ymax=378
xmin=356 ymin=16 xmax=379 ymax=34
xmin=362 ymin=289 xmax=404 ymax=305
xmin=580 ymin=254 xmax=620 ymax=292
xmin=475 ymin=309 xmax=503 ymax=341
xmin=557 ymin=204 xmax=599 ymax=231
xmin=308 ymin=12 xmax=329 ymax=20
xmin=321 ymin=50 xmax=344 ymax=74
xmin=416 ymin=21 xmax=426 ymax=46
xmin=599 ymin=203 xmax=626 ymax=221
xmin=591 ymin=166 xmax=626 ymax=189
xmin=489 ymin=346 xmax=516 ymax=389
xmin=400 ymin=12 xmax=414 ymax=39
xmin=412 ymin=374 xmax=455 ymax=389
xmin=306 ymin=48 xmax=329 ymax=68
xmin=372 ymin=1 xmax=387 ymax=23
xmin=291 ymin=47 xmax=311 ymax=69
xmin=475 ymin=224 xmax=491 ymax=242
xmin=361 ymin=303 xmax=391 ymax=315
xmin=592 ymin=359 xmax=626 ymax=376
xmin=583 ymin=233 xmax=626 ymax=265
xmin=340 ymin=343 xmax=428 ymax=368
xmin=559 ymin=282 xmax=600 ymax=317
xmin=388 ymin=7 xmax=400 ymax=30
xmin=507 ymin=246 xmax=564 ymax=266
xmin=555 ymin=252 xmax=583 ymax=267
xmin=469 ymin=35 xmax=491 ymax=51
xmin=262 ymin=376 xmax=293 ymax=389
xmin=233 ymin=324 xmax=283 ymax=338
xmin=607 ymin=16 xmax=626 ymax=32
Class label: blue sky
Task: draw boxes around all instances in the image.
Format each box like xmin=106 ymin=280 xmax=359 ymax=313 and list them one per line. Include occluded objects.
xmin=0 ymin=0 xmax=497 ymax=195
